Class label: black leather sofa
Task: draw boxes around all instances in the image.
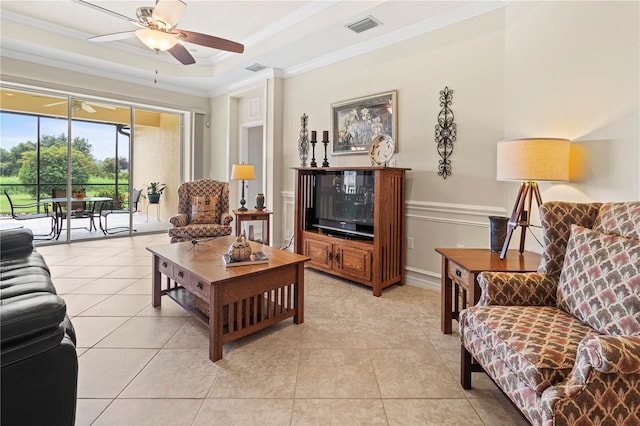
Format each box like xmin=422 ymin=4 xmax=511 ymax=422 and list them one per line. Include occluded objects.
xmin=1 ymin=228 xmax=78 ymax=426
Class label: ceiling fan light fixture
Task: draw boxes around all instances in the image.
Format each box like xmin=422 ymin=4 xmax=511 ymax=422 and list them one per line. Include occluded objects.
xmin=135 ymin=28 xmax=178 ymax=52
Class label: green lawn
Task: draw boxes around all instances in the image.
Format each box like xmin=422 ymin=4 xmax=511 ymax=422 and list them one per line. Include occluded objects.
xmin=1 ymin=176 xmax=129 ymax=215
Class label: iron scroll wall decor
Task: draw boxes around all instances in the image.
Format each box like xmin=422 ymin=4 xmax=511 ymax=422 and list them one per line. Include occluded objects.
xmin=435 ymin=86 xmax=456 ymax=179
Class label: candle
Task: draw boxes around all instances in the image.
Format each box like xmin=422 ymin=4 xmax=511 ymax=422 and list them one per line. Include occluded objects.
xmin=323 ymin=130 xmax=329 ymax=141
xmin=311 ymin=131 xmax=317 ymax=141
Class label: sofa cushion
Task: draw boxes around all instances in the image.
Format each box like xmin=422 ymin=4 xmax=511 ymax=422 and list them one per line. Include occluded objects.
xmin=168 ymin=223 xmax=232 ymax=240
xmin=537 ymin=202 xmax=601 ymax=277
xmin=558 ymin=225 xmax=640 ymax=335
xmin=0 ymin=229 xmax=34 ymax=259
xmin=462 ymin=305 xmax=599 ymax=393
xmin=0 ymin=292 xmax=67 ymax=345
xmin=0 ymin=251 xmax=50 ymax=277
xmin=191 ymin=194 xmax=220 ymax=224
xmin=592 ymin=202 xmax=640 ymax=240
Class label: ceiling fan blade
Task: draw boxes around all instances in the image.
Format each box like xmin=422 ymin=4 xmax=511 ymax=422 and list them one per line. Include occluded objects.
xmin=173 ymin=29 xmax=244 ymax=54
xmin=82 ymin=103 xmax=96 ymax=114
xmin=168 ymin=43 xmax=196 ymax=65
xmin=43 ymin=101 xmax=66 ymax=107
xmin=88 ymin=31 xmax=136 ymax=43
xmin=72 ymin=0 xmax=144 ymax=27
xmin=87 ymin=102 xmax=117 ymax=110
xmin=152 ymin=0 xmax=187 ymax=30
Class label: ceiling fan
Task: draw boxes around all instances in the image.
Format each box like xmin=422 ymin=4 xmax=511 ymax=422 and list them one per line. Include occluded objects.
xmin=44 ymin=99 xmax=116 ymax=114
xmin=74 ymin=0 xmax=244 ymax=65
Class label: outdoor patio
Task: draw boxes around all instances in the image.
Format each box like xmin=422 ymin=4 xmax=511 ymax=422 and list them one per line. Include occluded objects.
xmin=1 ymin=210 xmax=170 ymax=245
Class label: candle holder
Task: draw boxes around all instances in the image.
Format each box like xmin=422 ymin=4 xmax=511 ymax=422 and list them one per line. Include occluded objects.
xmin=310 ymin=130 xmax=318 ymax=167
xmin=322 ymin=130 xmax=330 ymax=167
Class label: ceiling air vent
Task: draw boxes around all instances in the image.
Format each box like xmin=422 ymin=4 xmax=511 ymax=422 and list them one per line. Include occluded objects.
xmin=246 ymin=63 xmax=267 ymax=72
xmin=345 ymin=16 xmax=382 ymax=34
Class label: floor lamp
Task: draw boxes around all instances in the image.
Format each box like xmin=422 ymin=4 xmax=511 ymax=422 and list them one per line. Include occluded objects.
xmin=230 ymin=163 xmax=255 ymax=211
xmin=497 ymin=138 xmax=570 ymax=259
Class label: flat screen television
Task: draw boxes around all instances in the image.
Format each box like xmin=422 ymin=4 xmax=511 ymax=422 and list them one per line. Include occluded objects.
xmin=309 ymin=170 xmax=375 ymax=239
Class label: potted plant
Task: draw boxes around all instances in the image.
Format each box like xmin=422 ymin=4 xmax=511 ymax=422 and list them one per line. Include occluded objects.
xmin=72 ymin=186 xmax=86 ymax=199
xmin=145 ymin=182 xmax=166 ymax=204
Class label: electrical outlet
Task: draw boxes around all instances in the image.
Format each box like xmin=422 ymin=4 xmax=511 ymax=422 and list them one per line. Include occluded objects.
xmin=407 ymin=237 xmax=414 ymax=249
xmin=456 ymin=243 xmax=464 ymax=248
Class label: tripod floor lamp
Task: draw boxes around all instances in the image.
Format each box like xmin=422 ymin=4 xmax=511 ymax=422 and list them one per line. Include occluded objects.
xmin=230 ymin=163 xmax=255 ymax=212
xmin=497 ymin=138 xmax=570 ymax=259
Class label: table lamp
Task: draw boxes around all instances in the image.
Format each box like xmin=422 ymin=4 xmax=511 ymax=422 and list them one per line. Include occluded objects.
xmin=230 ymin=163 xmax=255 ymax=211
xmin=496 ymin=138 xmax=570 ymax=259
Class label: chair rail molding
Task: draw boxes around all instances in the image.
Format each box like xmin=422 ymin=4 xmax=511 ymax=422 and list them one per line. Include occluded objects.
xmin=406 ymin=199 xmax=507 ymax=228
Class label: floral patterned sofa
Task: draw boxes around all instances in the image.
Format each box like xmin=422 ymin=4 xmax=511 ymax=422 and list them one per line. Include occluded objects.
xmin=460 ymin=201 xmax=640 ymax=425
xmin=168 ymin=179 xmax=234 ymax=243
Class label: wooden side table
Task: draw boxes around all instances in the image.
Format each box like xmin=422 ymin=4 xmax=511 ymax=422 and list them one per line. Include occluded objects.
xmin=435 ymin=248 xmax=541 ymax=334
xmin=233 ymin=209 xmax=272 ymax=246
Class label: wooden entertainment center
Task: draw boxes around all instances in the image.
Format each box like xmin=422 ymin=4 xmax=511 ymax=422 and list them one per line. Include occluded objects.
xmin=293 ymin=166 xmax=409 ymax=296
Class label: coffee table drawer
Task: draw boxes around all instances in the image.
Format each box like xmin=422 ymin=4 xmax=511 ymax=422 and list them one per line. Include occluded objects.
xmin=173 ymin=265 xmax=190 ymax=286
xmin=188 ymin=275 xmax=210 ymax=301
xmin=158 ymin=258 xmax=172 ymax=276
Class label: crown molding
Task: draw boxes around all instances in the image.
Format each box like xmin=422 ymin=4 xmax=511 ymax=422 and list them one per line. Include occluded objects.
xmin=284 ymin=1 xmax=505 ymax=79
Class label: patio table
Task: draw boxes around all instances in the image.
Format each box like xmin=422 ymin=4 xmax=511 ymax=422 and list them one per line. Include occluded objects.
xmin=40 ymin=197 xmax=111 ymax=239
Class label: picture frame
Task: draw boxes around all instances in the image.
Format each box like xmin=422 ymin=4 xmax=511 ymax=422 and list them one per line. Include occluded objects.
xmin=331 ymin=90 xmax=397 ymax=155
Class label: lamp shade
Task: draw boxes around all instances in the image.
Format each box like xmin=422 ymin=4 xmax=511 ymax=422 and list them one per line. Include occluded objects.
xmin=230 ymin=164 xmax=255 ymax=181
xmin=496 ymin=138 xmax=570 ymax=182
xmin=135 ymin=29 xmax=179 ymax=52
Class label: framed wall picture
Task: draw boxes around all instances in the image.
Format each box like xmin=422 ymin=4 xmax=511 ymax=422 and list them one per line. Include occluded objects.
xmin=331 ymin=90 xmax=397 ymax=155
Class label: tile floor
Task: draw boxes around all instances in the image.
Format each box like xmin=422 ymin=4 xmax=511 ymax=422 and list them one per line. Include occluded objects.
xmin=37 ymin=234 xmax=528 ymax=426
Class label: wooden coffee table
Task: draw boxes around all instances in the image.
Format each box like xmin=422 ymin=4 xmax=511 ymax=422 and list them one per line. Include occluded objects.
xmin=147 ymin=236 xmax=309 ymax=361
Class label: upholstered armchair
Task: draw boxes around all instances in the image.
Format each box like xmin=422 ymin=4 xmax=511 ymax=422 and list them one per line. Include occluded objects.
xmin=459 ymin=202 xmax=640 ymax=425
xmin=168 ymin=179 xmax=234 ymax=243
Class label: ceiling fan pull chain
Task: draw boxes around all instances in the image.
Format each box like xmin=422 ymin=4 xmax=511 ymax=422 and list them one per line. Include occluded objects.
xmin=154 ymin=66 xmax=158 ymax=84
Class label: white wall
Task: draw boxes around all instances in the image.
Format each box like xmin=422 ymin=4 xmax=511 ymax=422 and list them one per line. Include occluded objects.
xmin=280 ymin=1 xmax=638 ymax=289
xmin=504 ymin=1 xmax=639 ymax=204
xmin=502 ymin=1 xmax=639 ymax=254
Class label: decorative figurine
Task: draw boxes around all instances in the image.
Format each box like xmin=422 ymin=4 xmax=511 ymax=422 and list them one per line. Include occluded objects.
xmin=298 ymin=113 xmax=309 ymax=167
xmin=228 ymin=232 xmax=252 ymax=261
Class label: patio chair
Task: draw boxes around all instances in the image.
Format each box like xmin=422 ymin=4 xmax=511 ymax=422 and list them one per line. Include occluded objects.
xmin=51 ymin=188 xmax=96 ymax=235
xmin=99 ymin=189 xmax=142 ymax=234
xmin=3 ymin=190 xmax=56 ymax=239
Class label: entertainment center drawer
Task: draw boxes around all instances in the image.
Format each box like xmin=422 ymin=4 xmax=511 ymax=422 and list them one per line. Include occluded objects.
xmin=304 ymin=238 xmax=332 ymax=269
xmin=335 ymin=245 xmax=371 ymax=281
xmin=301 ymin=231 xmax=373 ymax=283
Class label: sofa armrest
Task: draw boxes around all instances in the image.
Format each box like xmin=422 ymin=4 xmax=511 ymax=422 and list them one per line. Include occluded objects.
xmin=575 ymin=335 xmax=640 ymax=376
xmin=221 ymin=212 xmax=233 ymax=226
xmin=476 ymin=271 xmax=558 ymax=306
xmin=0 ymin=229 xmax=34 ymax=259
xmin=169 ymin=213 xmax=188 ymax=227
xmin=540 ymin=336 xmax=640 ymax=426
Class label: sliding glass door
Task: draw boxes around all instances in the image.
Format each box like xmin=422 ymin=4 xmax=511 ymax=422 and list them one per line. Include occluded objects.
xmin=1 ymin=85 xmax=183 ymax=243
